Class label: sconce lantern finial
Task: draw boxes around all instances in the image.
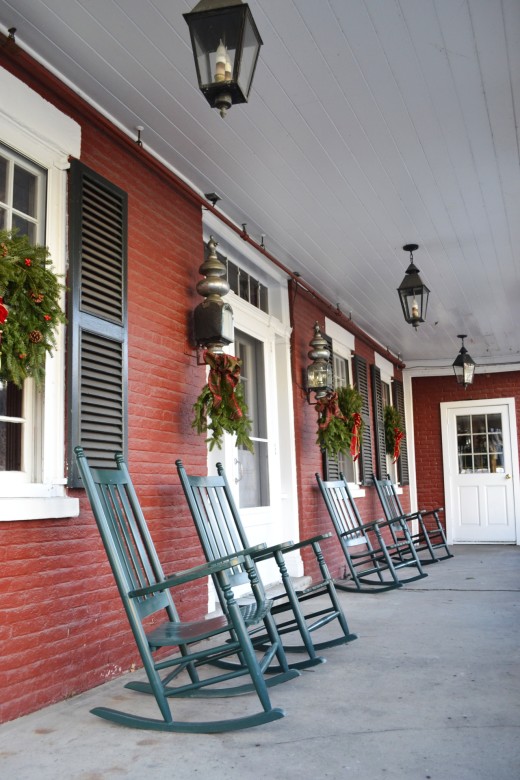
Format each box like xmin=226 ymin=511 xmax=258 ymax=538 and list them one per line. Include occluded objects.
xmin=194 ymin=235 xmax=234 ymax=353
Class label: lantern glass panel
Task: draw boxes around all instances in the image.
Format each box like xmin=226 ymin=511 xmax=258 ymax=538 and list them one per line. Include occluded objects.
xmin=307 ymin=362 xmax=332 ymax=392
xmin=187 ymin=8 xmax=244 ymax=89
xmin=237 ymin=11 xmax=262 ymax=96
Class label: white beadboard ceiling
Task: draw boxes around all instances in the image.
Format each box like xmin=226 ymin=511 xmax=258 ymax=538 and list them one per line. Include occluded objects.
xmin=1 ymin=0 xmax=519 ymax=367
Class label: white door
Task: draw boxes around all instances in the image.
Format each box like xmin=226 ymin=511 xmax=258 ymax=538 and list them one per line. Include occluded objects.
xmin=441 ymin=399 xmax=519 ymax=543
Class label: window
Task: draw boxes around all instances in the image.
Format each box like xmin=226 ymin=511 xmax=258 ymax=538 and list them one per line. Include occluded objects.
xmin=235 ymin=329 xmax=269 ymax=507
xmin=371 ymin=357 xmax=408 ymax=484
xmin=0 ymin=65 xmax=81 ymax=520
xmin=0 ymin=146 xmax=47 ymax=476
xmin=457 ymin=413 xmax=504 ymax=474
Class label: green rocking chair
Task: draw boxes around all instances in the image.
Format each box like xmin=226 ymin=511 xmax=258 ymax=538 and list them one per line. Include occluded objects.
xmin=75 ymin=447 xmax=299 ymax=733
xmin=373 ymin=476 xmax=453 ymax=564
xmin=176 ymin=460 xmax=357 ymax=671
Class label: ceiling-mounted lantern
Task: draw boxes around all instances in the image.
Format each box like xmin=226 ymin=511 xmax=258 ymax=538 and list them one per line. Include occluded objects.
xmin=184 ymin=0 xmax=263 ymax=118
xmin=453 ymin=334 xmax=476 ymax=389
xmin=397 ymin=243 xmax=430 ymax=329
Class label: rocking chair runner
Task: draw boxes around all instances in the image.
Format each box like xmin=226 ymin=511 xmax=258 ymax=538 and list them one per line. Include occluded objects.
xmin=372 ymin=476 xmax=453 ymax=564
xmin=75 ymin=447 xmax=299 ymax=733
xmin=176 ymin=460 xmax=357 ymax=671
xmin=316 ymin=472 xmax=427 ymax=592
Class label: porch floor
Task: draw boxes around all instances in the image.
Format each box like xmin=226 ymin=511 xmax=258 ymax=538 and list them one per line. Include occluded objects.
xmin=1 ymin=544 xmax=519 ymax=780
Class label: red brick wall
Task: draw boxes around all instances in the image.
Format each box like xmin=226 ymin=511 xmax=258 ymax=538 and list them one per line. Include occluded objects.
xmin=0 ymin=56 xmax=211 ymax=723
xmin=290 ymin=283 xmax=408 ymax=580
xmin=412 ymin=370 xmax=520 ymax=517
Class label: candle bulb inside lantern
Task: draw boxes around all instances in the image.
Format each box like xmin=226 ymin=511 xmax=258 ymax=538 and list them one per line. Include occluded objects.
xmin=214 ymin=40 xmax=227 ymax=82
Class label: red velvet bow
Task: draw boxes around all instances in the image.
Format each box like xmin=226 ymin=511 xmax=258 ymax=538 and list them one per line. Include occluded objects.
xmin=205 ymin=350 xmax=243 ymax=419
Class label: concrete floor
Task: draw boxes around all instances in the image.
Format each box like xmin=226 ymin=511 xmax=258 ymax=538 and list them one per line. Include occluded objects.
xmin=0 ymin=544 xmax=519 ymax=780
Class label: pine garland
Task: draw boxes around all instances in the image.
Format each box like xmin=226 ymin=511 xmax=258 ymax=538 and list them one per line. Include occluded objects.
xmin=315 ymin=385 xmax=364 ymax=459
xmin=0 ymin=230 xmax=66 ymax=388
xmin=384 ymin=404 xmax=405 ymax=462
xmin=192 ymin=351 xmax=254 ymax=453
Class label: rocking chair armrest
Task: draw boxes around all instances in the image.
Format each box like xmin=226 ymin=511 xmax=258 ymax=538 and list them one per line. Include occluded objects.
xmin=128 ymin=553 xmax=247 ymax=598
xmin=250 ymin=540 xmax=295 ymax=560
xmin=280 ymin=532 xmax=333 ymax=553
xmin=418 ymin=507 xmax=444 ymax=517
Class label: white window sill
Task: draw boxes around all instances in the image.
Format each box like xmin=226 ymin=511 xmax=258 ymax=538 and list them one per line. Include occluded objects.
xmin=349 ymin=485 xmax=366 ymax=498
xmin=0 ymin=496 xmax=79 ymax=521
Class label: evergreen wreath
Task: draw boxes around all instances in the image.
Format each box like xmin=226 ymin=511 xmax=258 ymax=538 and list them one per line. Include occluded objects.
xmin=192 ymin=350 xmax=254 ymax=453
xmin=0 ymin=230 xmax=66 ymax=388
xmin=384 ymin=404 xmax=405 ymax=462
xmin=316 ymin=385 xmax=364 ymax=459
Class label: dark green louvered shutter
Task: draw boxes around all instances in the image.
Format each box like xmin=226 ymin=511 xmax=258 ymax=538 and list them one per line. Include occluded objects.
xmin=352 ymin=355 xmax=372 ymax=486
xmin=392 ymin=379 xmax=409 ymax=485
xmin=322 ymin=334 xmax=340 ymax=479
xmin=371 ymin=364 xmax=387 ymax=480
xmin=67 ymin=161 xmax=128 ymax=487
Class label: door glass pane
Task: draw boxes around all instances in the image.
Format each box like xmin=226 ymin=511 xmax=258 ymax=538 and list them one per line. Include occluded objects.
xmin=456 ymin=412 xmax=504 ymax=474
xmin=235 ymin=331 xmax=269 ymax=508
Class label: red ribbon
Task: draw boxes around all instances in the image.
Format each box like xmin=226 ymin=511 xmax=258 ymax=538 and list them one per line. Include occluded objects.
xmin=392 ymin=427 xmax=404 ymax=463
xmin=316 ymin=391 xmax=345 ymax=431
xmin=350 ymin=412 xmax=362 ymax=461
xmin=0 ymin=297 xmax=8 ymax=325
xmin=204 ymin=350 xmax=243 ymax=419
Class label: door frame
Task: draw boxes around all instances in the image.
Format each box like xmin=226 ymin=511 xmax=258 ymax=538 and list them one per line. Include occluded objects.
xmin=440 ymin=397 xmax=520 ymax=545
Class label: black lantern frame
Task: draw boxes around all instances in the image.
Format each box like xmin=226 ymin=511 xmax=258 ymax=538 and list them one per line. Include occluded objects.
xmin=397 ymin=243 xmax=430 ymax=329
xmin=453 ymin=334 xmax=476 ymax=389
xmin=184 ymin=0 xmax=263 ymax=118
xmin=306 ymin=322 xmax=333 ymax=403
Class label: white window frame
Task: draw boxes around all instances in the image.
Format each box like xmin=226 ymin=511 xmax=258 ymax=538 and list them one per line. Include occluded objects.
xmin=374 ymin=352 xmax=400 ymax=488
xmin=325 ymin=317 xmax=364 ymax=497
xmin=0 ymin=66 xmax=81 ymax=521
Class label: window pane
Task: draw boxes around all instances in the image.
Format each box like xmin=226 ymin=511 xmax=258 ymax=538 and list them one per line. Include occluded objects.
xmin=457 ymin=415 xmax=471 ymax=434
xmin=236 ymin=331 xmax=269 ymax=507
xmin=0 ymin=207 xmax=6 ymax=229
xmin=0 ymin=382 xmax=23 ymax=471
xmin=13 ymin=164 xmax=37 ymax=217
xmin=12 ymin=214 xmax=37 ymax=243
xmin=0 ymin=156 xmax=7 ymax=203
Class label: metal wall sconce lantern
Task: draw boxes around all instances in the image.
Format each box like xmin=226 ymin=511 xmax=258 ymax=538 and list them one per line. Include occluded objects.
xmin=184 ymin=0 xmax=263 ymax=118
xmin=397 ymin=243 xmax=430 ymax=329
xmin=306 ymin=322 xmax=333 ymax=403
xmin=194 ymin=235 xmax=234 ymax=354
xmin=453 ymin=334 xmax=476 ymax=389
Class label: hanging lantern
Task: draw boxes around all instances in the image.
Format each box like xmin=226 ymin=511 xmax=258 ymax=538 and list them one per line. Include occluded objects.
xmin=397 ymin=243 xmax=430 ymax=329
xmin=184 ymin=0 xmax=263 ymax=118
xmin=453 ymin=334 xmax=476 ymax=389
